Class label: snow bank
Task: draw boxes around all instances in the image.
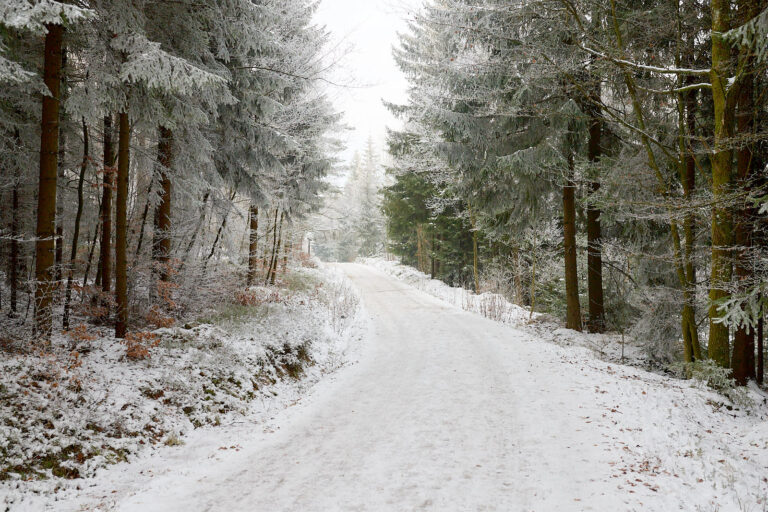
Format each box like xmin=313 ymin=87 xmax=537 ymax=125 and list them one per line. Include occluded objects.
xmin=0 ymin=264 xmax=366 ymax=509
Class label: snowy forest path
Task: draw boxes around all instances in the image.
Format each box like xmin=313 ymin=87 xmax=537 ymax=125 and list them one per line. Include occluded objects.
xmin=84 ymin=264 xmax=648 ymax=511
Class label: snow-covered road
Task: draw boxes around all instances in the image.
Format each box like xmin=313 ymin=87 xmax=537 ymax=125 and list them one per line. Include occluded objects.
xmin=65 ymin=263 xmax=768 ymax=511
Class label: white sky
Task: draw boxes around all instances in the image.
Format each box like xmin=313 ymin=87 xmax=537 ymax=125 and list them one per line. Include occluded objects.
xmin=313 ymin=0 xmax=420 ymax=167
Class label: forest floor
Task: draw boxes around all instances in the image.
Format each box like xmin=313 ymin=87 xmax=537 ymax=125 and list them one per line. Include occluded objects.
xmin=5 ymin=262 xmax=768 ymax=511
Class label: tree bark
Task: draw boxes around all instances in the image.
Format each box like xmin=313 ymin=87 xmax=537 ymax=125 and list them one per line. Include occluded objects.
xmin=758 ymin=298 xmax=764 ymax=385
xmin=585 ymin=98 xmax=605 ymax=333
xmin=100 ymin=114 xmax=114 ymax=295
xmin=115 ymin=111 xmax=129 ymax=338
xmin=468 ymin=201 xmax=479 ymax=293
xmin=269 ymin=212 xmax=284 ymax=286
xmin=9 ymin=129 xmax=21 ymax=316
xmin=676 ymin=16 xmax=702 ymax=362
xmin=55 ymin=47 xmax=68 ymax=289
xmin=563 ymin=151 xmax=582 ymax=331
xmin=264 ymin=208 xmax=279 ymax=286
xmin=82 ymin=200 xmax=101 ymax=290
xmin=732 ymin=26 xmax=757 ymax=384
xmin=707 ymin=0 xmax=735 ymax=367
xmin=132 ymin=180 xmax=154 ymax=267
xmin=34 ymin=23 xmax=64 ymax=337
xmin=63 ymin=119 xmax=88 ymax=329
xmin=282 ymin=229 xmax=290 ymax=273
xmin=152 ymin=126 xmax=173 ymax=282
xmin=247 ymin=205 xmax=259 ymax=286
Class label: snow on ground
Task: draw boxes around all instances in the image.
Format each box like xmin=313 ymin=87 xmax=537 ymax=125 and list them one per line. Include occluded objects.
xmin=0 ymin=264 xmax=367 ymax=511
xmin=363 ymin=257 xmax=667 ymax=368
xmin=4 ymin=262 xmax=768 ymax=511
xmin=361 ymin=258 xmax=768 ymax=510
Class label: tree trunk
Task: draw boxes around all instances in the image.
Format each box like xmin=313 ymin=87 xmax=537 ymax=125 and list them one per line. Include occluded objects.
xmin=584 ymin=86 xmax=605 ymax=333
xmin=63 ymin=119 xmax=88 ymax=329
xmin=264 ymin=208 xmax=279 ymax=286
xmin=100 ymin=114 xmax=114 ymax=295
xmin=282 ymin=229 xmax=289 ymax=273
xmin=82 ymin=203 xmax=100 ymax=290
xmin=679 ymin=80 xmax=702 ymax=362
xmin=132 ymin=180 xmax=154 ymax=267
xmin=9 ymin=129 xmax=21 ymax=316
xmin=732 ymin=37 xmax=756 ymax=385
xmin=707 ymin=0 xmax=735 ymax=367
xmin=430 ymin=231 xmax=436 ymax=279
xmin=529 ymin=241 xmax=537 ymax=321
xmin=115 ymin=111 xmax=129 ymax=338
xmin=247 ymin=205 xmax=259 ymax=286
xmin=563 ymin=151 xmax=582 ymax=331
xmin=152 ymin=126 xmax=173 ymax=282
xmin=55 ymin=47 xmax=67 ymax=288
xmin=512 ymin=245 xmax=523 ymax=305
xmin=468 ymin=202 xmax=479 ymax=293
xmin=270 ymin=212 xmax=284 ymax=286
xmin=34 ymin=23 xmax=64 ymax=337
xmin=758 ymin=298 xmax=764 ymax=385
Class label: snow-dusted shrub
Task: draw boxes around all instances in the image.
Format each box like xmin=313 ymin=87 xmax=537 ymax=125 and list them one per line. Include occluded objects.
xmin=670 ymin=360 xmax=751 ymax=406
xmin=319 ymin=274 xmax=361 ymax=336
xmin=628 ymin=288 xmax=683 ymax=364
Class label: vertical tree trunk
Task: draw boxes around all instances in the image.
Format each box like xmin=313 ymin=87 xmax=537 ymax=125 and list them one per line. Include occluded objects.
xmin=530 ymin=241 xmax=537 ymax=321
xmin=430 ymin=231 xmax=436 ymax=279
xmin=265 ymin=208 xmax=279 ymax=285
xmin=732 ymin=34 xmax=756 ymax=384
xmin=9 ymin=129 xmax=21 ymax=316
xmin=132 ymin=180 xmax=154 ymax=267
xmin=676 ymin=7 xmax=702 ymax=362
xmin=63 ymin=119 xmax=88 ymax=329
xmin=680 ymin=82 xmax=702 ymax=362
xmin=115 ymin=111 xmax=129 ymax=338
xmin=55 ymin=47 xmax=67 ymax=288
xmin=34 ymin=23 xmax=64 ymax=337
xmin=100 ymin=114 xmax=114 ymax=295
xmin=758 ymin=299 xmax=764 ymax=385
xmin=282 ymin=229 xmax=289 ymax=273
xmin=585 ymin=99 xmax=605 ymax=333
xmin=563 ymin=151 xmax=582 ymax=331
xmin=269 ymin=212 xmax=284 ymax=286
xmin=708 ymin=0 xmax=735 ymax=367
xmin=152 ymin=126 xmax=173 ymax=282
xmin=261 ymin=209 xmax=272 ymax=271
xmin=512 ymin=245 xmax=523 ymax=304
xmin=468 ymin=202 xmax=480 ymax=293
xmin=247 ymin=205 xmax=259 ymax=286
xmin=82 ymin=200 xmax=101 ymax=289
